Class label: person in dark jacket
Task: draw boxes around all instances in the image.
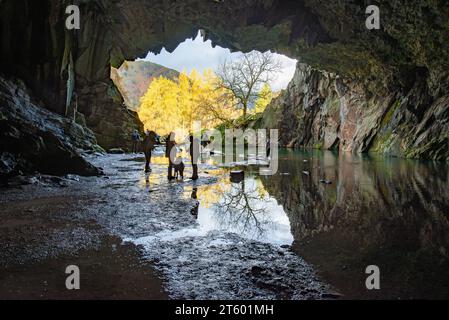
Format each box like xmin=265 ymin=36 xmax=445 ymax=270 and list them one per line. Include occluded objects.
xmin=189 ymin=134 xmax=200 ymax=181
xmin=143 ymin=130 xmax=157 ymax=173
xmin=165 ymin=132 xmax=176 ymax=180
xmin=131 ymin=130 xmax=141 ymax=154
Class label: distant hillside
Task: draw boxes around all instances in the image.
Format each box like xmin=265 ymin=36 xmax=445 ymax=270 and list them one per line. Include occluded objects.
xmin=111 ymin=60 xmax=179 ymax=111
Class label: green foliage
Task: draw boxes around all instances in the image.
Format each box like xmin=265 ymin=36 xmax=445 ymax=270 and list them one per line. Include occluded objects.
xmin=381 ymin=100 xmax=401 ymax=128
xmin=314 ymin=142 xmax=324 ymax=150
xmin=234 ymin=113 xmax=262 ymax=127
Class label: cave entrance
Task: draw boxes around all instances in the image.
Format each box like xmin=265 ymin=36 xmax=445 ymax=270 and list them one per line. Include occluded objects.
xmin=111 ymin=31 xmax=297 ymax=140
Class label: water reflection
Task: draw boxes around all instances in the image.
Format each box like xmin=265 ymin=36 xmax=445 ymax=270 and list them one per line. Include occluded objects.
xmin=136 ymin=148 xmax=449 ymax=298
xmin=214 ymin=179 xmax=271 ymax=237
xmin=184 ymin=172 xmax=294 ymax=246
xmin=262 ymin=149 xmax=449 ymax=299
xmin=190 ymin=188 xmax=199 ymax=218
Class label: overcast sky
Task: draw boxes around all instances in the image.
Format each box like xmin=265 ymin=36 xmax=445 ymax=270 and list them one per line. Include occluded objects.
xmin=141 ymin=31 xmax=297 ymax=91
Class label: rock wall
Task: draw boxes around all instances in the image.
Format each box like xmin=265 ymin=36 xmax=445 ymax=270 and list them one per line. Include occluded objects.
xmin=0 ymin=76 xmax=102 ymax=178
xmin=262 ymin=64 xmax=448 ymax=160
xmin=0 ymin=0 xmax=330 ymax=151
xmin=0 ymin=0 xmax=448 ymax=159
xmin=76 ymin=80 xmax=144 ymax=149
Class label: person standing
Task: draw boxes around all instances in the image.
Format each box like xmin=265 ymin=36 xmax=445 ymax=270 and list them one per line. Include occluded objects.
xmin=189 ymin=134 xmax=200 ymax=181
xmin=131 ymin=130 xmax=141 ymax=154
xmin=165 ymin=132 xmax=176 ymax=180
xmin=143 ymin=130 xmax=157 ymax=173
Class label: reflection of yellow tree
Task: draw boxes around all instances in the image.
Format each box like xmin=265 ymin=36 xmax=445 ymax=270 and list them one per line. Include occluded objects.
xmin=255 ymin=179 xmax=269 ymax=198
xmin=188 ymin=171 xmax=270 ymax=210
xmin=138 ymin=69 xmax=239 ymax=136
xmin=192 ymin=171 xmax=232 ymax=208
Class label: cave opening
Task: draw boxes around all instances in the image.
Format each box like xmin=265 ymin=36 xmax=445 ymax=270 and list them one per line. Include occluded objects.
xmin=110 ymin=30 xmax=298 ymax=140
xmin=1 ymin=0 xmax=449 ymax=302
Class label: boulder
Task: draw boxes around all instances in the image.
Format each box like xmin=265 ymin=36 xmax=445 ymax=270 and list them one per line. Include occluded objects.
xmin=107 ymin=148 xmax=126 ymax=154
xmin=0 ymin=77 xmax=102 ymax=179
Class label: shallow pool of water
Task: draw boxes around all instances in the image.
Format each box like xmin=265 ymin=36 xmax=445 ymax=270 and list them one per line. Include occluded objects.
xmin=182 ymin=173 xmax=294 ymax=246
xmin=90 ymin=149 xmax=449 ymax=299
xmin=259 ymin=149 xmax=449 ymax=299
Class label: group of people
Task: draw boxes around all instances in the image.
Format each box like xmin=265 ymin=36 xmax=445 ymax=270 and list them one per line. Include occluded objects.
xmin=132 ymin=130 xmax=200 ymax=181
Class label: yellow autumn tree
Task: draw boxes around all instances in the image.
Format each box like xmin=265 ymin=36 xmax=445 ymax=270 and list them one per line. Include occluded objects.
xmin=138 ymin=69 xmax=239 ymax=137
xmin=138 ymin=76 xmax=181 ymax=136
xmin=253 ymin=83 xmax=273 ymax=114
xmin=199 ymin=69 xmax=240 ymax=125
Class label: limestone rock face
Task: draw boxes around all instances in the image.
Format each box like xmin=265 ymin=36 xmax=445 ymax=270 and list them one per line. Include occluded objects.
xmin=261 ymin=64 xmax=448 ymax=160
xmin=0 ymin=76 xmax=101 ymax=178
xmin=75 ymin=80 xmax=144 ymax=150
xmin=111 ymin=61 xmax=179 ymax=111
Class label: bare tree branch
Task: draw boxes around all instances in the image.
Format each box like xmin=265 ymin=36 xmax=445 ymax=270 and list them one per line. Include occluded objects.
xmin=216 ymin=51 xmax=282 ymax=118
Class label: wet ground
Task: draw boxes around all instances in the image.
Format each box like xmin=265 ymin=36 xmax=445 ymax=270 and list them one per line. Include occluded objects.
xmin=0 ymin=150 xmax=331 ymax=300
xmin=2 ymin=149 xmax=448 ymax=300
xmin=0 ymin=173 xmax=167 ymax=299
